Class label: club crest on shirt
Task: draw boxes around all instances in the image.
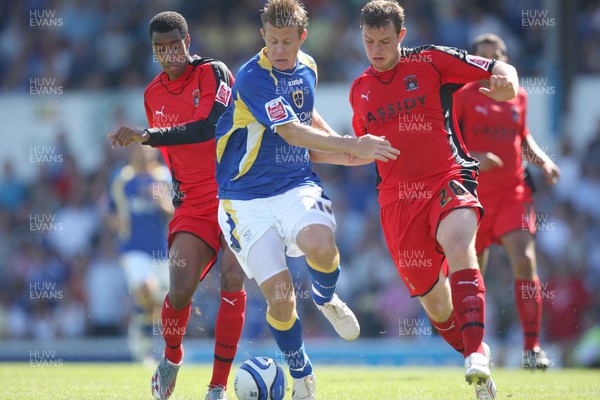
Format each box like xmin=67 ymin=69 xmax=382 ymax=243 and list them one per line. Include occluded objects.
xmin=215 ymin=81 xmax=232 ymax=106
xmin=511 ymin=106 xmax=519 ymax=122
xmin=192 ymin=89 xmax=200 ymax=107
xmin=404 ymin=75 xmax=418 ymax=91
xmin=292 ymin=88 xmax=304 ymax=108
xmin=265 ymin=97 xmax=288 ymax=122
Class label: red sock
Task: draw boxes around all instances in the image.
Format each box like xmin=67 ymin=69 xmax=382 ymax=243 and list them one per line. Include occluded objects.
xmin=515 ymin=278 xmax=542 ymax=350
xmin=210 ymin=290 xmax=246 ymax=388
xmin=450 ymin=268 xmax=486 ymax=357
xmin=162 ymin=294 xmax=191 ymax=364
xmin=429 ymin=313 xmax=464 ymax=354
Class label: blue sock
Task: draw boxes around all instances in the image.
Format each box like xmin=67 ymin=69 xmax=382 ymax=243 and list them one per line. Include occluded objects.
xmin=307 ymin=261 xmax=340 ymax=305
xmin=267 ymin=312 xmax=312 ymax=379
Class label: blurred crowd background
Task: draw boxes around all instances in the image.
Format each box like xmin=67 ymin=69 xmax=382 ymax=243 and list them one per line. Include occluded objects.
xmin=1 ymin=0 xmax=600 ymax=367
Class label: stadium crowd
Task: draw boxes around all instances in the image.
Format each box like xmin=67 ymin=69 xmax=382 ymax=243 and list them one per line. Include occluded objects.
xmin=0 ymin=0 xmax=599 ymax=366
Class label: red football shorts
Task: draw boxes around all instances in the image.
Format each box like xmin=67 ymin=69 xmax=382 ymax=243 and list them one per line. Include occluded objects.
xmin=168 ymin=198 xmax=222 ymax=281
xmin=475 ymin=184 xmax=535 ymax=254
xmin=380 ymin=173 xmax=482 ymax=297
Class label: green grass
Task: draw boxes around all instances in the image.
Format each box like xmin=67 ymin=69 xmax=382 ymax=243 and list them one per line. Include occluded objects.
xmin=2 ymin=363 xmax=600 ymax=399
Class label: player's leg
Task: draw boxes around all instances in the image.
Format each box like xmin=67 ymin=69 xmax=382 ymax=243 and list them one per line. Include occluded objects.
xmin=207 ymin=237 xmax=246 ymax=395
xmin=500 ymin=230 xmax=548 ymax=369
xmin=288 ymin=186 xmax=359 ymax=341
xmin=152 ymin=232 xmax=213 ymax=400
xmin=252 ymin=228 xmax=316 ymax=400
xmin=418 ymin=271 xmax=465 ymax=354
xmin=437 ymin=207 xmax=495 ymax=398
xmin=436 ymin=207 xmax=486 ymax=357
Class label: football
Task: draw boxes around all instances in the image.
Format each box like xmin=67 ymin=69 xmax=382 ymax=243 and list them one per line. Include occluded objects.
xmin=234 ymin=357 xmax=287 ymax=400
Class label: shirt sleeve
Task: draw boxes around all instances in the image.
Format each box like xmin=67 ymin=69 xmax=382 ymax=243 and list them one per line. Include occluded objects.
xmin=519 ymin=89 xmax=530 ymax=139
xmin=144 ymin=61 xmax=234 ymax=147
xmin=425 ymin=46 xmax=496 ymax=85
xmin=236 ymin=69 xmax=299 ymax=131
xmin=349 ymin=81 xmax=367 ymax=137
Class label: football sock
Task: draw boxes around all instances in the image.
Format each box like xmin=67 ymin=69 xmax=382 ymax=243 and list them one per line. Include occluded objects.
xmin=429 ymin=312 xmax=464 ymax=354
xmin=267 ymin=311 xmax=312 ymax=379
xmin=515 ymin=278 xmax=542 ymax=350
xmin=450 ymin=268 xmax=486 ymax=357
xmin=161 ymin=294 xmax=190 ymax=364
xmin=306 ymin=249 xmax=340 ymax=306
xmin=210 ymin=290 xmax=246 ymax=388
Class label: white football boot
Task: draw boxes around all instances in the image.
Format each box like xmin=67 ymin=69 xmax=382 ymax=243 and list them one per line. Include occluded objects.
xmin=314 ymin=294 xmax=360 ymax=341
xmin=465 ymin=342 xmax=496 ymax=400
xmin=292 ymin=374 xmax=316 ymax=400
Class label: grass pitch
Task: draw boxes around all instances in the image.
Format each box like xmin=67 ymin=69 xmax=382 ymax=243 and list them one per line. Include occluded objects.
xmin=3 ymin=363 xmax=600 ymax=399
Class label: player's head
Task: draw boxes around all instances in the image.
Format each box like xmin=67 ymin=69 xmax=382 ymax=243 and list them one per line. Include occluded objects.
xmin=471 ymin=33 xmax=508 ymax=62
xmin=360 ymin=0 xmax=406 ymax=72
xmin=149 ymin=11 xmax=191 ymax=79
xmin=260 ymin=0 xmax=308 ymax=71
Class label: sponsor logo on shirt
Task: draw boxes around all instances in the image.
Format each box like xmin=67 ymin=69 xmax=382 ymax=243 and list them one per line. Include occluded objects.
xmin=265 ymin=97 xmax=288 ymax=123
xmin=465 ymin=55 xmax=491 ymax=71
xmin=192 ymin=89 xmax=200 ymax=107
xmin=215 ymin=81 xmax=232 ymax=106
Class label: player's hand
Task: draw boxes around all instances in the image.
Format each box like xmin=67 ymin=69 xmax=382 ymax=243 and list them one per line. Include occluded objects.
xmin=352 ymin=135 xmax=400 ymax=162
xmin=107 ymin=127 xmax=149 ymax=149
xmin=479 ymin=75 xmax=517 ymax=102
xmin=479 ymin=152 xmax=504 ymax=171
xmin=541 ymin=159 xmax=560 ymax=185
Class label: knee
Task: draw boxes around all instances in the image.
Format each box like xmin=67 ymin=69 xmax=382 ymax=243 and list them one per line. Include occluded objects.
xmin=168 ymin=282 xmax=196 ymax=309
xmin=266 ymin=288 xmax=296 ymax=321
xmin=221 ymin=270 xmax=245 ymax=292
xmin=301 ymin=230 xmax=337 ymax=269
xmin=513 ymin=251 xmax=536 ymax=279
xmin=421 ymin=298 xmax=453 ymax=322
xmin=442 ymin=236 xmax=475 ymax=265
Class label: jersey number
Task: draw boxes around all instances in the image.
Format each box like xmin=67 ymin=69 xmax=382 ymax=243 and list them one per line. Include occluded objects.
xmin=439 ymin=180 xmax=468 ymax=208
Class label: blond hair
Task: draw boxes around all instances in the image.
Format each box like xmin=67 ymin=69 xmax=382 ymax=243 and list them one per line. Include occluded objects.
xmin=261 ymin=0 xmax=308 ymax=36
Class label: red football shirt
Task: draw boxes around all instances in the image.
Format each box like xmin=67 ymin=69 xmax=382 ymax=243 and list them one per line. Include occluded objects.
xmin=144 ymin=56 xmax=234 ymax=208
xmin=350 ymin=45 xmax=495 ymax=207
xmin=454 ymin=83 xmax=529 ymax=198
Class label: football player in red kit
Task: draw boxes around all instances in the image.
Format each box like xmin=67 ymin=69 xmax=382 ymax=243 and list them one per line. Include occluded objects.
xmin=454 ymin=33 xmax=560 ymax=370
xmin=108 ymin=11 xmax=245 ymax=400
xmin=347 ymin=1 xmax=520 ymax=399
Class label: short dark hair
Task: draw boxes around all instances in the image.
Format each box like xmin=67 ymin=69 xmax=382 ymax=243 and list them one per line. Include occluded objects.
xmin=261 ymin=0 xmax=308 ymax=36
xmin=471 ymin=33 xmax=507 ymax=58
xmin=360 ymin=0 xmax=405 ymax=34
xmin=149 ymin=11 xmax=188 ymax=39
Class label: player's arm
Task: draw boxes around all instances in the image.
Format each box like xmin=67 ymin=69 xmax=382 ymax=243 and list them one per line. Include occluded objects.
xmin=479 ymin=61 xmax=519 ymax=102
xmin=109 ymin=61 xmax=233 ymax=148
xmin=522 ymin=134 xmax=560 ymax=185
xmin=470 ymin=151 xmax=504 ymax=171
xmin=308 ymin=109 xmax=374 ymax=165
xmin=277 ymin=121 xmax=398 ymax=162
